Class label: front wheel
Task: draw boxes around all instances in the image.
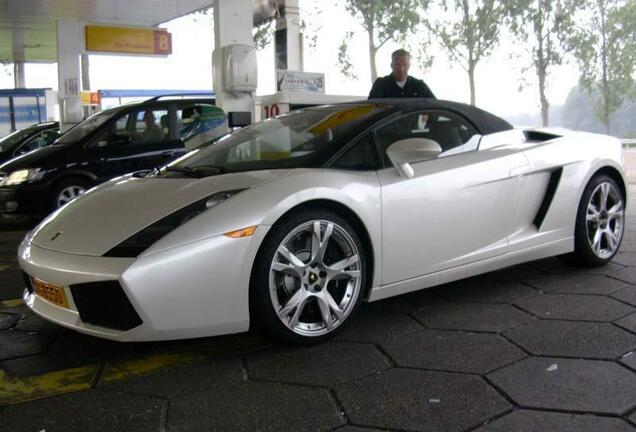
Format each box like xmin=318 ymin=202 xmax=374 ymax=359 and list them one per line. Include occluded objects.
xmin=251 ymin=209 xmax=366 ymax=344
xmin=568 ymin=174 xmax=625 ymax=266
xmin=51 ymin=178 xmax=90 ymax=210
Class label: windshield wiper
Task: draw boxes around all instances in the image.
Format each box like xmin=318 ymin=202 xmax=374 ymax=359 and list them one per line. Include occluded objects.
xmin=164 ymin=165 xmax=226 ymax=178
xmin=165 ymin=166 xmax=205 ymax=178
xmin=190 ymin=165 xmax=226 ymax=176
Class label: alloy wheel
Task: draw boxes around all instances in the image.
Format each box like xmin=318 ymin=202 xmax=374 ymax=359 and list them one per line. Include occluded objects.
xmin=586 ymin=181 xmax=624 ymax=259
xmin=268 ymin=220 xmax=362 ymax=337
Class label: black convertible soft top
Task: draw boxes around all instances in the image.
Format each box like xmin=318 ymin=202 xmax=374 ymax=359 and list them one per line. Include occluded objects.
xmin=363 ymin=98 xmax=513 ymax=135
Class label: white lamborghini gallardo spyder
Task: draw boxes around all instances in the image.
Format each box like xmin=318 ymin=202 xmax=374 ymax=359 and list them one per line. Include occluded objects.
xmin=19 ymin=99 xmax=626 ymax=344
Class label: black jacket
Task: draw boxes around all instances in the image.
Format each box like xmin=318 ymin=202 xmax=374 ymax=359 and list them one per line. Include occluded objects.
xmin=368 ymin=75 xmax=435 ymax=99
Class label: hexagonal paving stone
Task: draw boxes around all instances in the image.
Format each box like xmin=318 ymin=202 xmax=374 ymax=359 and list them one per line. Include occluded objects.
xmin=476 ymin=409 xmax=635 ymax=432
xmin=514 ymin=294 xmax=634 ymax=322
xmin=14 ymin=314 xmax=61 ymax=334
xmin=504 ymin=320 xmax=636 ymax=359
xmin=0 ymin=266 xmax=24 ymax=301
xmin=487 ymin=357 xmax=636 ymax=414
xmin=101 ymin=355 xmax=244 ymax=399
xmin=335 ymin=309 xmax=423 ymax=344
xmin=167 ymin=381 xmax=344 ymax=432
xmin=412 ymin=303 xmax=532 ymax=332
xmin=610 ymin=267 xmax=636 ymax=286
xmin=1 ymin=330 xmax=137 ymax=377
xmin=611 ymin=286 xmax=636 ymax=307
xmin=0 ymin=389 xmax=165 ymax=432
xmin=334 ymin=427 xmax=386 ymax=432
xmin=336 ymin=368 xmax=511 ymax=432
xmin=381 ymin=329 xmax=526 ymax=373
xmin=0 ymin=300 xmax=30 ymax=316
xmin=0 ymin=313 xmax=18 ymax=330
xmin=365 ymin=289 xmax=447 ymax=313
xmin=482 ymin=264 xmax=544 ymax=282
xmin=621 ymin=351 xmax=636 ymax=372
xmin=246 ymin=342 xmax=390 ymax=387
xmin=612 ymin=252 xmax=636 ymax=267
xmin=524 ymin=274 xmax=628 ymax=295
xmin=616 ymin=313 xmax=636 ymax=334
xmin=433 ymin=278 xmax=541 ymax=304
xmin=530 ymin=257 xmax=625 ymax=275
xmin=0 ymin=329 xmax=54 ymax=361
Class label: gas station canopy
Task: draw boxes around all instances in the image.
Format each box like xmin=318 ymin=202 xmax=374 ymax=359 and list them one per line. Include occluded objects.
xmin=0 ymin=0 xmax=214 ymax=63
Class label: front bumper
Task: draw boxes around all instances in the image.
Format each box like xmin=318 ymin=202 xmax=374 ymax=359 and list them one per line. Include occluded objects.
xmin=19 ymin=226 xmax=269 ymax=341
xmin=0 ymin=184 xmax=50 ymax=215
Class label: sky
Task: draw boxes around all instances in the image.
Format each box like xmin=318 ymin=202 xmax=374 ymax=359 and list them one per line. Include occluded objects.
xmin=0 ymin=0 xmax=582 ymax=120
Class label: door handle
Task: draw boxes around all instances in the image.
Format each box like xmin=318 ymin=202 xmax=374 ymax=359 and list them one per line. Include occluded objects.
xmin=161 ymin=151 xmax=175 ymax=158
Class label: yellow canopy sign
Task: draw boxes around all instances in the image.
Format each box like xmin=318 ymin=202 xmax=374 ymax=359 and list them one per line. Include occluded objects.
xmin=85 ymin=25 xmax=172 ymax=55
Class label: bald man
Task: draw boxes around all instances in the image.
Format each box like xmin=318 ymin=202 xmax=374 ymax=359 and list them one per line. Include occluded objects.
xmin=368 ymin=49 xmax=435 ymax=99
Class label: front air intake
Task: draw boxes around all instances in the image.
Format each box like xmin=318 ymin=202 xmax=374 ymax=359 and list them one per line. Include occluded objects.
xmin=70 ymin=281 xmax=142 ymax=331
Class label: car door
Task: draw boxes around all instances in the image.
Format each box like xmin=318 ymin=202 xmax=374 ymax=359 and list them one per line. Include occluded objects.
xmin=376 ymin=110 xmax=529 ymax=285
xmin=89 ymin=106 xmax=185 ymax=180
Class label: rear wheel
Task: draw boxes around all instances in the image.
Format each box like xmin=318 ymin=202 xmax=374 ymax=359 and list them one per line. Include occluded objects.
xmin=251 ymin=209 xmax=366 ymax=344
xmin=51 ymin=178 xmax=90 ymax=210
xmin=567 ymin=174 xmax=624 ymax=266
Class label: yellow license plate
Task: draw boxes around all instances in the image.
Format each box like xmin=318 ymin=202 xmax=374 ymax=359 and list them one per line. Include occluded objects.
xmin=33 ymin=277 xmax=69 ymax=308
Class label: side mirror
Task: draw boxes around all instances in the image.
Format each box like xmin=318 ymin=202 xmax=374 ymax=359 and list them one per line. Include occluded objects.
xmin=386 ymin=138 xmax=442 ymax=178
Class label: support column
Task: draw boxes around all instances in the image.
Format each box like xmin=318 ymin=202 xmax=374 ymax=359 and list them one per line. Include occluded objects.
xmin=13 ymin=62 xmax=25 ymax=88
xmin=81 ymin=54 xmax=90 ymax=91
xmin=275 ymin=0 xmax=303 ymax=71
xmin=56 ymin=20 xmax=83 ymax=131
xmin=212 ymin=0 xmax=256 ymax=121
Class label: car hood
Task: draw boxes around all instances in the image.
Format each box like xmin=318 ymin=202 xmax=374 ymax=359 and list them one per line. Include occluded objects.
xmin=29 ymin=170 xmax=291 ymax=256
xmin=0 ymin=144 xmax=69 ymax=172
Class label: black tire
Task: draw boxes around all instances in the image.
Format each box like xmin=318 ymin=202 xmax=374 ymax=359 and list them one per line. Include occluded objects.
xmin=50 ymin=177 xmax=91 ymax=210
xmin=563 ymin=174 xmax=625 ymax=267
xmin=250 ymin=208 xmax=367 ymax=345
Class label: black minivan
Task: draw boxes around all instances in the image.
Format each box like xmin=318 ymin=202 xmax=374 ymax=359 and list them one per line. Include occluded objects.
xmin=0 ymin=96 xmax=222 ymax=215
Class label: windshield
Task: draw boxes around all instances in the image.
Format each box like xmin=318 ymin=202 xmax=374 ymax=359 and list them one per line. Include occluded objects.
xmin=160 ymin=104 xmax=384 ymax=178
xmin=56 ymin=109 xmax=118 ymax=144
xmin=0 ymin=127 xmax=37 ymax=152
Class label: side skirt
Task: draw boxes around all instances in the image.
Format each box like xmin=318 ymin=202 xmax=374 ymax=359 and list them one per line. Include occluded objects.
xmin=367 ymin=237 xmax=573 ymax=302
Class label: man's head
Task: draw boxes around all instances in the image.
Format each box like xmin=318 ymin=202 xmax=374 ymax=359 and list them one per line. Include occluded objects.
xmin=143 ymin=111 xmax=156 ymax=126
xmin=391 ymin=49 xmax=411 ymax=82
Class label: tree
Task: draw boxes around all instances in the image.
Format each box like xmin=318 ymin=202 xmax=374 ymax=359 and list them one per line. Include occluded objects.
xmin=424 ymin=0 xmax=505 ymax=105
xmin=568 ymin=0 xmax=636 ymax=134
xmin=0 ymin=62 xmax=11 ymax=78
xmin=562 ymin=85 xmax=636 ymax=137
xmin=339 ymin=0 xmax=421 ymax=83
xmin=506 ymin=0 xmax=580 ymax=126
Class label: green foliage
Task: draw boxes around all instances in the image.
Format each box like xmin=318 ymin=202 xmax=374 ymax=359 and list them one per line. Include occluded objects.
xmin=338 ymin=32 xmax=359 ymax=80
xmin=426 ymin=0 xmax=503 ymax=68
xmin=568 ymin=0 xmax=636 ymax=133
xmin=562 ymin=85 xmax=636 ymax=138
xmin=340 ymin=0 xmax=423 ymax=82
xmin=344 ymin=0 xmax=421 ymax=46
xmin=0 ymin=62 xmax=11 ymax=78
xmin=505 ymin=0 xmax=581 ymax=126
xmin=253 ymin=21 xmax=276 ymax=50
xmin=424 ymin=0 xmax=506 ymax=105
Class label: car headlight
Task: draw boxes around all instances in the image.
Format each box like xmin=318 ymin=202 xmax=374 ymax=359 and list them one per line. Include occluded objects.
xmin=0 ymin=168 xmax=44 ymax=186
xmin=104 ymin=189 xmax=246 ymax=257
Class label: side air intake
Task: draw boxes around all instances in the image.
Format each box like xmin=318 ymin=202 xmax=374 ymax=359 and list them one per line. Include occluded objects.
xmin=533 ymin=168 xmax=562 ymax=229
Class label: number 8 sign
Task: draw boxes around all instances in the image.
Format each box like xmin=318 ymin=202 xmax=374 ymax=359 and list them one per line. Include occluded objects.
xmin=153 ymin=31 xmax=172 ymax=55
